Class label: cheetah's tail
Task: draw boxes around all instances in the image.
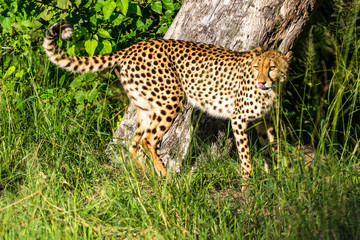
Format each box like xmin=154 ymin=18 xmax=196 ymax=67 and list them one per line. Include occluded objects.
xmin=43 ymin=22 xmax=122 ymax=73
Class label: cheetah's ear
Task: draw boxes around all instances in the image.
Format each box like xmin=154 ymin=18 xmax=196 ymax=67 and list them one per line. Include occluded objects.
xmin=253 ymin=46 xmax=264 ymax=52
xmin=284 ymin=51 xmax=293 ymax=63
xmin=251 ymin=46 xmax=264 ymax=58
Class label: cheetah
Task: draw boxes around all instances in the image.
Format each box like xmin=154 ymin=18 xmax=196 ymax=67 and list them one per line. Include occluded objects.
xmin=43 ymin=22 xmax=292 ymax=190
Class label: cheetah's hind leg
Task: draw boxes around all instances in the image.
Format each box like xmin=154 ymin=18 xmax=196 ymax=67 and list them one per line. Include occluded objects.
xmin=129 ymin=109 xmax=152 ymax=172
xmin=138 ymin=107 xmax=180 ymax=177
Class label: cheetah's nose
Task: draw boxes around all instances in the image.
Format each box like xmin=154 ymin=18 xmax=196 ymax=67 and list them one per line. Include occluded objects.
xmin=258 ymin=82 xmax=268 ymax=90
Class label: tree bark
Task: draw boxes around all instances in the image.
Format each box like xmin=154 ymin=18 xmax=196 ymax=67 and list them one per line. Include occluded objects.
xmin=106 ymin=0 xmax=322 ymax=172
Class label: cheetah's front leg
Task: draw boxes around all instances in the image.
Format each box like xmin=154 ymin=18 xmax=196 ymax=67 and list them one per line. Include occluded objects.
xmin=256 ymin=120 xmax=276 ymax=172
xmin=231 ymin=116 xmax=251 ymax=192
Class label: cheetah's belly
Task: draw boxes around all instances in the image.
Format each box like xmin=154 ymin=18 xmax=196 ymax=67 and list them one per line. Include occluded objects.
xmin=185 ymin=94 xmax=234 ymax=119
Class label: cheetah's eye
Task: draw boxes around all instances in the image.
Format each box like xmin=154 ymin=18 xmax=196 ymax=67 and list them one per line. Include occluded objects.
xmin=269 ymin=66 xmax=276 ymax=71
xmin=254 ymin=65 xmax=259 ymax=71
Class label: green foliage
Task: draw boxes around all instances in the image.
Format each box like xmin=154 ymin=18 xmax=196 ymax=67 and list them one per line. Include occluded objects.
xmin=0 ymin=0 xmax=181 ymax=57
xmin=283 ymin=0 xmax=360 ymax=154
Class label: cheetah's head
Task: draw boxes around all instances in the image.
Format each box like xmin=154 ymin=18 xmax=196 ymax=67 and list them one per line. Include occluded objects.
xmin=252 ymin=50 xmax=292 ymax=93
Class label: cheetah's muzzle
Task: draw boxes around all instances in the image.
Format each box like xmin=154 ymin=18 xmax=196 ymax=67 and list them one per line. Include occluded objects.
xmin=257 ymin=82 xmax=271 ymax=91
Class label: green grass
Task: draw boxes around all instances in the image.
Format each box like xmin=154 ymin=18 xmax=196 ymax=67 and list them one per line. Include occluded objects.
xmin=1 ymin=1 xmax=360 ymax=239
xmin=1 ymin=54 xmax=359 ymax=239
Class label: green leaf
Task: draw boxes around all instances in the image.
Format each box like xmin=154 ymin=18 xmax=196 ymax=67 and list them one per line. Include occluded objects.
xmin=144 ymin=18 xmax=154 ymax=28
xmin=90 ymin=14 xmax=97 ymax=26
xmin=67 ymin=44 xmax=76 ymax=56
xmin=0 ymin=17 xmax=12 ymax=33
xmin=156 ymin=24 xmax=169 ymax=34
xmin=117 ymin=0 xmax=129 ymax=16
xmin=83 ymin=0 xmax=92 ymax=8
xmin=94 ymin=0 xmax=103 ymax=12
xmin=99 ymin=40 xmax=112 ymax=54
xmin=84 ymin=72 xmax=97 ymax=82
xmin=4 ymin=66 xmax=16 ymax=79
xmin=40 ymin=93 xmax=55 ymax=99
xmin=112 ymin=13 xmax=126 ymax=26
xmin=87 ymin=88 xmax=99 ymax=102
xmin=98 ymin=28 xmax=112 ymax=39
xmin=103 ymin=0 xmax=117 ymax=20
xmin=59 ymin=75 xmax=66 ymax=88
xmin=73 ymin=27 xmax=88 ymax=42
xmin=39 ymin=8 xmax=55 ymax=21
xmin=151 ymin=1 xmax=162 ymax=14
xmin=85 ymin=39 xmax=98 ymax=56
xmin=75 ymin=90 xmax=86 ymax=103
xmin=57 ymin=0 xmax=71 ymax=9
xmin=163 ymin=9 xmax=174 ymax=18
xmin=128 ymin=2 xmax=142 ymax=16
xmin=136 ymin=18 xmax=145 ymax=30
xmin=162 ymin=0 xmax=174 ymax=10
xmin=15 ymin=70 xmax=24 ymax=80
xmin=70 ymin=75 xmax=84 ymax=89
xmin=74 ymin=0 xmax=81 ymax=7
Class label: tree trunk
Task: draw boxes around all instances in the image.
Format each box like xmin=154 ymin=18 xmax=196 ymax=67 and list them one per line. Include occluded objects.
xmin=106 ymin=0 xmax=322 ymax=172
